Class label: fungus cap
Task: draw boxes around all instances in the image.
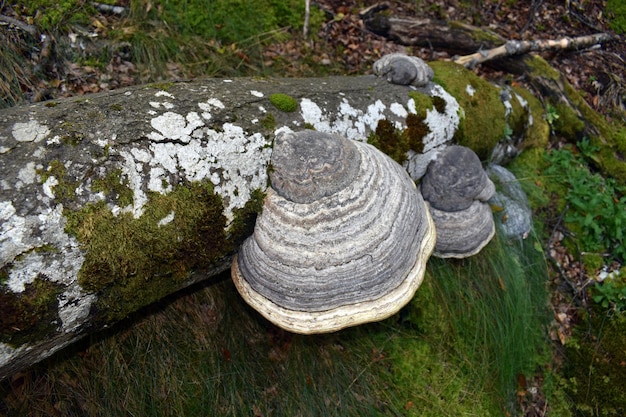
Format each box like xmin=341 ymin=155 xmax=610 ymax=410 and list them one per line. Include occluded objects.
xmin=232 ymin=131 xmax=436 ymax=334
xmin=420 ymin=145 xmax=496 ymax=258
xmin=373 ymin=53 xmax=434 ymax=87
xmin=420 ymin=145 xmax=495 ymax=211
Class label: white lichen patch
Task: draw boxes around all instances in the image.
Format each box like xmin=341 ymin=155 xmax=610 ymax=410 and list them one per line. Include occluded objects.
xmin=121 ymin=104 xmax=272 ymax=223
xmin=148 ymin=111 xmax=204 ymax=143
xmin=42 ymin=176 xmax=59 ymax=199
xmin=198 ymin=98 xmax=225 ymax=120
xmin=299 ymin=98 xmax=389 ymax=141
xmin=1 ymin=202 xmax=94 ymax=332
xmin=16 ymin=162 xmax=38 ymax=189
xmin=390 ymin=102 xmax=408 ymax=118
xmin=250 ymin=90 xmax=264 ymax=97
xmin=405 ymin=85 xmax=461 ymax=180
xmin=466 ymin=84 xmax=476 ymax=97
xmin=421 ymin=85 xmax=460 ymax=152
xmin=155 ymin=90 xmax=175 ymax=99
xmin=12 ymin=120 xmax=50 ymax=143
xmin=157 ymin=211 xmax=175 ymax=227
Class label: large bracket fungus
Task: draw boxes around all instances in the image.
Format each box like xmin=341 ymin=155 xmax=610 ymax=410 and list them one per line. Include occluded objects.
xmin=420 ymin=145 xmax=496 ymax=258
xmin=231 ymin=131 xmax=436 ymax=334
xmin=373 ymin=53 xmax=434 ymax=87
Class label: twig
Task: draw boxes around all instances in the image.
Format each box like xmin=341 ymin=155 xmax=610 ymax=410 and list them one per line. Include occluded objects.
xmin=303 ymin=0 xmax=310 ymax=39
xmin=0 ymin=14 xmax=37 ymax=36
xmin=454 ymin=33 xmax=615 ymax=68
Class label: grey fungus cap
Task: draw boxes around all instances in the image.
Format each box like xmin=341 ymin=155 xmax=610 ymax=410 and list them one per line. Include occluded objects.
xmin=232 ymin=131 xmax=436 ymax=334
xmin=420 ymin=145 xmax=496 ymax=258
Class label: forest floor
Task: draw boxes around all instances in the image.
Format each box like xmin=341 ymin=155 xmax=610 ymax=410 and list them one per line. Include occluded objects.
xmin=1 ymin=1 xmax=625 ymax=416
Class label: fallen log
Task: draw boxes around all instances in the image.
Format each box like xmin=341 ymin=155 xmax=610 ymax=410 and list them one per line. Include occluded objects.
xmin=1 ymin=74 xmax=471 ymax=378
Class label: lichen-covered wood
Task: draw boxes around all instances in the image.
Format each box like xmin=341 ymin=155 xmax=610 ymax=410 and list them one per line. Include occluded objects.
xmin=0 ymin=75 xmax=452 ymax=379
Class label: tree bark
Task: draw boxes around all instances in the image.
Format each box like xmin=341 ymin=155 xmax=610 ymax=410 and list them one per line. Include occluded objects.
xmin=0 ymin=74 xmax=459 ymax=379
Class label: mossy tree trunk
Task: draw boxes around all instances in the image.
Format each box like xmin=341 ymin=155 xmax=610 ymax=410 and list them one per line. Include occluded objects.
xmin=0 ymin=68 xmax=549 ymax=379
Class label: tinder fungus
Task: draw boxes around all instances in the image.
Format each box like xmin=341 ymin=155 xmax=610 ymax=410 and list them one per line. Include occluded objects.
xmin=232 ymin=131 xmax=436 ymax=334
xmin=420 ymin=145 xmax=496 ymax=258
xmin=373 ymin=53 xmax=434 ymax=87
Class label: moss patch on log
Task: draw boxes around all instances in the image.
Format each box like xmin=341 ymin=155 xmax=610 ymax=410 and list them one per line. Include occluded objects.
xmin=0 ymin=276 xmax=64 ymax=347
xmin=430 ymin=61 xmax=508 ymax=160
xmin=269 ymin=93 xmax=298 ymax=112
xmin=63 ymin=180 xmax=248 ymax=323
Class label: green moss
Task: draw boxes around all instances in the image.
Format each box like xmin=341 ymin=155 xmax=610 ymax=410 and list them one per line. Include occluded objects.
xmin=228 ymin=188 xmax=266 ymax=245
xmin=408 ymin=91 xmax=434 ymax=117
xmin=261 ymin=113 xmax=276 ymax=130
xmin=13 ymin=0 xmax=96 ymax=31
xmin=511 ymin=86 xmax=550 ymax=150
xmin=65 ymin=180 xmax=232 ymax=322
xmin=367 ymin=119 xmax=409 ymax=164
xmin=0 ymin=276 xmax=64 ymax=347
xmin=565 ymin=312 xmax=626 ymax=416
xmin=582 ymin=253 xmax=605 ymax=275
xmin=404 ymin=113 xmax=428 ymax=153
xmin=146 ymin=82 xmax=175 ymax=91
xmin=449 ymin=20 xmax=502 ymax=43
xmin=44 ymin=102 xmax=59 ymax=108
xmin=91 ymin=169 xmax=135 ymax=208
xmin=431 ymin=95 xmax=447 ymax=113
xmin=269 ymin=93 xmax=298 ymax=112
xmin=109 ymin=103 xmax=124 ymax=112
xmin=607 ymin=0 xmax=626 ymax=34
xmin=552 ymin=102 xmax=585 ymax=139
xmin=430 ymin=61 xmax=508 ymax=160
xmin=525 ymin=55 xmax=563 ymax=80
xmin=524 ymin=55 xmax=626 ymax=185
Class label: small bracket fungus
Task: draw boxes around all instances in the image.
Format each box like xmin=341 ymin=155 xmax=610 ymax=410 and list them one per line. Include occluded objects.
xmin=231 ymin=131 xmax=436 ymax=334
xmin=373 ymin=53 xmax=434 ymax=87
xmin=420 ymin=145 xmax=496 ymax=258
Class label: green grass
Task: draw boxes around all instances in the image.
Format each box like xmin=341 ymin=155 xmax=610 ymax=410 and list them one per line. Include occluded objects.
xmin=0 ymin=226 xmax=552 ymax=416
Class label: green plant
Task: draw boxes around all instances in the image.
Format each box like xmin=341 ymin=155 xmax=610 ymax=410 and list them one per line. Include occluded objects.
xmin=607 ymin=0 xmax=626 ymax=34
xmin=591 ymin=274 xmax=626 ymax=313
xmin=544 ymin=146 xmax=626 ymax=262
xmin=13 ymin=0 xmax=97 ymax=32
xmin=545 ymin=103 xmax=560 ymax=127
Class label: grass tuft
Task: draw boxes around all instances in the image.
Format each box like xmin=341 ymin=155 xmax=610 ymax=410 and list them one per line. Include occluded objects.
xmin=1 ymin=226 xmax=552 ymax=416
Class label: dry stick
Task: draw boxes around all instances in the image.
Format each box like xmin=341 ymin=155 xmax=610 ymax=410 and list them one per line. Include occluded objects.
xmin=454 ymin=33 xmax=615 ymax=68
xmin=0 ymin=14 xmax=37 ymax=36
xmin=303 ymin=0 xmax=310 ymax=39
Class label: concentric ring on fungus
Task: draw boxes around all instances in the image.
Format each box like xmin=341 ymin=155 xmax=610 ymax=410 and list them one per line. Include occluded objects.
xmin=231 ymin=131 xmax=436 ymax=334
